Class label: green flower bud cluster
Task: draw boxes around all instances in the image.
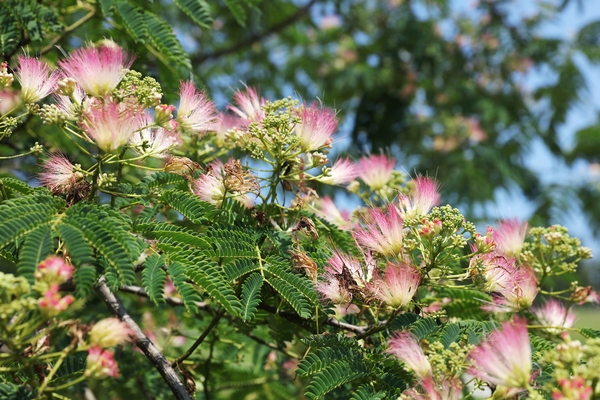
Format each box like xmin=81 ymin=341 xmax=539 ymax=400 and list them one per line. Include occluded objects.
xmin=0 ymin=272 xmax=37 ymax=320
xmin=40 ymin=104 xmax=68 ymax=125
xmin=523 ymin=225 xmax=593 ymax=277
xmin=115 ymin=70 xmax=163 ymax=107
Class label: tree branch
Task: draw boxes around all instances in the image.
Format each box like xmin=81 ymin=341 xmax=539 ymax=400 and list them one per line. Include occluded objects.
xmin=171 ymin=309 xmax=225 ymax=368
xmin=193 ymin=0 xmax=319 ymax=64
xmin=95 ymin=277 xmax=192 ymax=400
xmin=119 ymin=285 xmax=209 ymax=310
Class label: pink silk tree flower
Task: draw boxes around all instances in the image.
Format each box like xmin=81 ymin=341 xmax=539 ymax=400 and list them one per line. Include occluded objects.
xmin=326 ymin=252 xmax=373 ymax=287
xmin=80 ymin=101 xmax=144 ymax=152
xmin=88 ymin=318 xmax=133 ymax=348
xmin=499 ymin=264 xmax=539 ymax=309
xmin=39 ymin=153 xmax=84 ymax=192
xmin=469 ymin=250 xmax=516 ymax=293
xmin=315 ymin=196 xmax=352 ymax=230
xmin=38 ymin=284 xmax=75 ymax=316
xmin=403 ymin=377 xmax=462 ymax=400
xmin=353 ymin=206 xmax=404 ymax=257
xmin=176 ymin=81 xmax=218 ymax=134
xmin=532 ymin=299 xmax=576 ymax=334
xmin=295 ymin=103 xmax=337 ymax=152
xmin=398 ymin=176 xmax=441 ymax=219
xmin=85 ymin=346 xmax=119 ymax=378
xmin=318 ymin=158 xmax=359 ymax=185
xmin=492 ymin=218 xmax=528 ymax=257
xmin=0 ymin=88 xmax=21 ymax=115
xmin=469 ymin=317 xmax=532 ymax=390
xmin=369 ymin=262 xmax=421 ymax=308
xmin=358 ymin=154 xmax=395 ymax=190
xmin=387 ymin=331 xmax=432 ymax=378
xmin=15 ymin=56 xmax=58 ymax=104
xmin=59 ymin=44 xmax=134 ymax=97
xmin=129 ymin=113 xmax=179 ymax=158
xmin=55 ymin=84 xmax=87 ymax=120
xmin=34 ymin=256 xmax=73 ymax=285
xmin=228 ymin=86 xmax=265 ymax=122
xmin=316 ymin=273 xmax=352 ymax=305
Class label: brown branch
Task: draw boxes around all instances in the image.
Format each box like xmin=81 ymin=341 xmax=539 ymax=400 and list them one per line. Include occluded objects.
xmin=194 ymin=0 xmax=319 ymax=64
xmin=120 ymin=285 xmax=374 ymax=336
xmin=119 ymin=285 xmax=209 ymax=310
xmin=95 ymin=277 xmax=192 ymax=400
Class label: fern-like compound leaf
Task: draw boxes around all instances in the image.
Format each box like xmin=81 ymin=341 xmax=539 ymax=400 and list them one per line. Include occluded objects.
xmin=142 ymin=254 xmax=167 ymax=304
xmin=240 ymin=272 xmax=263 ymax=321
xmin=17 ymin=224 xmax=53 ymax=283
xmin=174 ymin=0 xmax=213 ymax=28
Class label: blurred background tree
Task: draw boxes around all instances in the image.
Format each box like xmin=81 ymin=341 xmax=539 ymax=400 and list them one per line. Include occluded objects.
xmin=3 ymin=0 xmax=600 ymax=265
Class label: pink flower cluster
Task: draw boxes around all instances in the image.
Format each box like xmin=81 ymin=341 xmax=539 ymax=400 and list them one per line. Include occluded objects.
xmin=35 ymin=256 xmax=75 ymax=316
xmin=387 ymin=332 xmax=461 ymax=400
xmin=85 ymin=346 xmax=119 ymax=378
xmin=470 ymin=218 xmax=538 ymax=311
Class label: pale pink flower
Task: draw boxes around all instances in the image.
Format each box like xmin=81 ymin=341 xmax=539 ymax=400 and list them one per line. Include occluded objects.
xmin=228 ymin=86 xmax=265 ymax=122
xmin=553 ymin=376 xmax=593 ymax=400
xmin=59 ymin=44 xmax=134 ymax=97
xmin=353 ymin=206 xmax=404 ymax=257
xmin=34 ymin=255 xmax=73 ymax=285
xmin=192 ymin=159 xmax=254 ymax=208
xmin=15 ymin=56 xmax=58 ymax=104
xmin=532 ymin=299 xmax=576 ymax=333
xmin=0 ymin=88 xmax=21 ymax=115
xmin=130 ymin=114 xmax=179 ymax=158
xmin=176 ymin=81 xmax=218 ymax=134
xmin=492 ymin=219 xmax=528 ymax=257
xmin=55 ymin=85 xmax=87 ymax=120
xmin=85 ymin=346 xmax=119 ymax=378
xmin=295 ymin=103 xmax=337 ymax=152
xmin=369 ymin=262 xmax=421 ymax=308
xmin=316 ymin=273 xmax=352 ymax=305
xmin=39 ymin=153 xmax=83 ymax=192
xmin=387 ymin=331 xmax=431 ymax=378
xmin=314 ymin=196 xmax=352 ymax=230
xmin=318 ymin=158 xmax=359 ymax=185
xmin=80 ymin=101 xmax=144 ymax=152
xmin=326 ymin=252 xmax=373 ymax=287
xmin=397 ymin=176 xmax=441 ymax=218
xmin=469 ymin=318 xmax=532 ymax=389
xmin=89 ymin=318 xmax=133 ymax=348
xmin=214 ymin=112 xmax=245 ymax=143
xmin=469 ymin=249 xmax=516 ymax=293
xmin=404 ymin=377 xmax=462 ymax=400
xmin=38 ymin=284 xmax=74 ymax=315
xmin=358 ymin=154 xmax=395 ymax=190
xmin=499 ymin=264 xmax=539 ymax=309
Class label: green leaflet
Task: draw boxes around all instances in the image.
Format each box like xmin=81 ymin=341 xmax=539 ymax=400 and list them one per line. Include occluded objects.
xmin=174 ymin=0 xmax=213 ymax=28
xmin=16 ymin=224 xmax=53 ymax=283
xmin=240 ymin=272 xmax=263 ymax=321
xmin=167 ymin=262 xmax=203 ymax=313
xmin=142 ymin=254 xmax=167 ymax=305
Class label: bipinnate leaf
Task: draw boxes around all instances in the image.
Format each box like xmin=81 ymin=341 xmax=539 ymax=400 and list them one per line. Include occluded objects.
xmin=241 ymin=272 xmax=263 ymax=321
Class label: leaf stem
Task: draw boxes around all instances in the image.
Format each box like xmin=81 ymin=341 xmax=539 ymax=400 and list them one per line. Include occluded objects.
xmin=171 ymin=309 xmax=225 ymax=368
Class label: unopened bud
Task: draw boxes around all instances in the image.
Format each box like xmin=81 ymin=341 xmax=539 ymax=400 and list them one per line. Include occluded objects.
xmin=0 ymin=62 xmax=13 ymax=87
xmin=155 ymin=104 xmax=175 ymax=127
xmin=56 ymin=77 xmax=77 ymax=97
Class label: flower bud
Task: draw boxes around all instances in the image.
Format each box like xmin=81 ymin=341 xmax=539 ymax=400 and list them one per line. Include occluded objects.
xmin=88 ymin=318 xmax=133 ymax=348
xmin=0 ymin=62 xmax=14 ymax=87
xmin=154 ymin=104 xmax=175 ymax=127
xmin=85 ymin=346 xmax=119 ymax=378
xmin=38 ymin=284 xmax=74 ymax=316
xmin=56 ymin=77 xmax=77 ymax=97
xmin=34 ymin=256 xmax=73 ymax=285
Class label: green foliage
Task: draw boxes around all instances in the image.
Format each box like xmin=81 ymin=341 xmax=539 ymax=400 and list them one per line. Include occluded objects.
xmin=141 ymin=254 xmax=167 ymax=304
xmin=166 ymin=261 xmax=203 ymax=313
xmin=0 ymin=383 xmax=35 ymax=400
xmin=16 ymin=224 xmax=53 ymax=282
xmin=240 ymin=272 xmax=263 ymax=321
xmin=174 ymin=0 xmax=213 ymax=28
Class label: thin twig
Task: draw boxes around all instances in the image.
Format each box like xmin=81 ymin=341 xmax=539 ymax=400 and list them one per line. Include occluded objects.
xmin=119 ymin=285 xmax=210 ymax=310
xmin=95 ymin=277 xmax=192 ymax=400
xmin=193 ymin=0 xmax=318 ymax=64
xmin=41 ymin=8 xmax=96 ymax=55
xmin=171 ymin=309 xmax=225 ymax=368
